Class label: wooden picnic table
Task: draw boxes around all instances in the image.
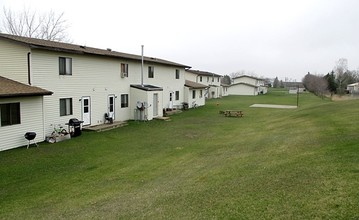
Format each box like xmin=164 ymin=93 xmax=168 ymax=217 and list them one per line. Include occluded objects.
xmin=224 ymin=110 xmax=243 ymax=117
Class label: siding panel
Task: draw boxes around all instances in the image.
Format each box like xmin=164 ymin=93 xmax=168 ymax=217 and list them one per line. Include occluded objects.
xmin=0 ymin=97 xmax=44 ymax=151
xmin=0 ymin=40 xmax=30 ymax=84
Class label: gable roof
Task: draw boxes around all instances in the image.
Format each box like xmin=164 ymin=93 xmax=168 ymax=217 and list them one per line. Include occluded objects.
xmin=0 ymin=33 xmax=191 ymax=68
xmin=185 ymin=80 xmax=208 ymax=89
xmin=232 ymin=75 xmax=263 ymax=81
xmin=231 ymin=82 xmax=258 ymax=88
xmin=0 ymin=76 xmax=53 ymax=98
xmin=186 ymin=69 xmax=222 ymax=77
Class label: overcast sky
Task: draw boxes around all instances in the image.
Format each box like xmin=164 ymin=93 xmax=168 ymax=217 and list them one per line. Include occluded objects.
xmin=1 ymin=0 xmax=359 ymax=81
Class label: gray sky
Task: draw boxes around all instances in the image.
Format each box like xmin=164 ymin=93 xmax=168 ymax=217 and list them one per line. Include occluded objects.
xmin=1 ymin=0 xmax=359 ymax=81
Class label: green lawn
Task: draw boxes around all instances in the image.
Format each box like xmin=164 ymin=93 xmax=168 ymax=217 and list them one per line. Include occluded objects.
xmin=1 ymin=89 xmax=358 ymax=219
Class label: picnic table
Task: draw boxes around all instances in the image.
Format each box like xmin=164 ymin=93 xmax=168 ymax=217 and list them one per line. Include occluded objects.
xmin=223 ymin=110 xmax=243 ymax=117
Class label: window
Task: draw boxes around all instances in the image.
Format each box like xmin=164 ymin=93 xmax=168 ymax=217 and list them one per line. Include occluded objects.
xmin=60 ymin=98 xmax=72 ymax=116
xmin=59 ymin=57 xmax=72 ymax=75
xmin=192 ymin=90 xmax=196 ymax=99
xmin=200 ymin=90 xmax=203 ymax=98
xmin=175 ymin=69 xmax=180 ymax=79
xmin=148 ymin=66 xmax=154 ymax=78
xmin=121 ymin=94 xmax=128 ymax=108
xmin=200 ymin=76 xmax=202 ymax=82
xmin=0 ymin=103 xmax=20 ymax=126
xmin=207 ymin=77 xmax=209 ymax=82
xmin=175 ymin=91 xmax=179 ymax=100
xmin=121 ymin=63 xmax=128 ymax=77
xmin=217 ymin=77 xmax=220 ymax=82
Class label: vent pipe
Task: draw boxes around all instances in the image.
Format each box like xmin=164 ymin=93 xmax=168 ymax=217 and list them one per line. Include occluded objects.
xmin=141 ymin=45 xmax=144 ymax=87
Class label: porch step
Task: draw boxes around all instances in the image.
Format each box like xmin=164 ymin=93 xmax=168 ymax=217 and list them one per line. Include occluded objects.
xmin=154 ymin=116 xmax=171 ymax=121
xmin=83 ymin=121 xmax=128 ymax=132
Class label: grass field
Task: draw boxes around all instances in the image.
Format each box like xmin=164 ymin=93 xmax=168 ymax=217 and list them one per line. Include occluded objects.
xmin=1 ymin=89 xmax=358 ymax=219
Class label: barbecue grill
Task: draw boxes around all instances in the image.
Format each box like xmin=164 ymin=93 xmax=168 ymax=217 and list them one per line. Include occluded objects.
xmin=25 ymin=132 xmax=38 ymax=149
xmin=67 ymin=118 xmax=83 ymax=137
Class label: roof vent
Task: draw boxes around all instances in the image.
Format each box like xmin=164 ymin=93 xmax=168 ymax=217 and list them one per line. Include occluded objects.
xmin=107 ymin=48 xmax=112 ymax=51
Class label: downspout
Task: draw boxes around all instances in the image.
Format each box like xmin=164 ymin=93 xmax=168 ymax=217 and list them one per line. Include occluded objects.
xmin=27 ymin=52 xmax=31 ymax=85
xmin=42 ymin=96 xmax=46 ymax=142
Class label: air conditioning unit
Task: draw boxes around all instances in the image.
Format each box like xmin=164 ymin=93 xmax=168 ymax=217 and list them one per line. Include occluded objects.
xmin=121 ymin=72 xmax=128 ymax=78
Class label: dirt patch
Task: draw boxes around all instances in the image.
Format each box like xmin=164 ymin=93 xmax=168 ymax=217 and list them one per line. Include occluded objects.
xmin=331 ymin=95 xmax=359 ymax=101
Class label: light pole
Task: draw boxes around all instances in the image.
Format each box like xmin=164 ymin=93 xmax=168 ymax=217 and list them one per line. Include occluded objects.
xmin=296 ymin=85 xmax=299 ymax=107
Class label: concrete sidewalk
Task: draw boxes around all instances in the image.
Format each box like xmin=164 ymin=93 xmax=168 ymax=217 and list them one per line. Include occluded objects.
xmin=250 ymin=104 xmax=297 ymax=109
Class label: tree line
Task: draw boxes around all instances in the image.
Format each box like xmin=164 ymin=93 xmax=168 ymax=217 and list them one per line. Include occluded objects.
xmin=303 ymin=58 xmax=359 ymax=98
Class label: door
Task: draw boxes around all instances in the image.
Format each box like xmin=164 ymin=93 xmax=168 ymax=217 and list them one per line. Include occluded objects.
xmin=82 ymin=96 xmax=91 ymax=125
xmin=153 ymin=93 xmax=158 ymax=117
xmin=108 ymin=95 xmax=115 ymax=120
xmin=169 ymin=92 xmax=173 ymax=109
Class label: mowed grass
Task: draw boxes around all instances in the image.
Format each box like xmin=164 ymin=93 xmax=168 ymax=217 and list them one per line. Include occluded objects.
xmin=1 ymin=89 xmax=358 ymax=219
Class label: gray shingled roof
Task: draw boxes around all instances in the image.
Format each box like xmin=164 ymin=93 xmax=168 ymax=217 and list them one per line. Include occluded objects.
xmin=0 ymin=76 xmax=53 ymax=98
xmin=185 ymin=80 xmax=208 ymax=89
xmin=186 ymin=69 xmax=222 ymax=77
xmin=0 ymin=33 xmax=191 ymax=68
xmin=232 ymin=75 xmax=264 ymax=81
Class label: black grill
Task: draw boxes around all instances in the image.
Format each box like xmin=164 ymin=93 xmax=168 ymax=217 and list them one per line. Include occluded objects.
xmin=67 ymin=118 xmax=83 ymax=137
xmin=24 ymin=132 xmax=38 ymax=149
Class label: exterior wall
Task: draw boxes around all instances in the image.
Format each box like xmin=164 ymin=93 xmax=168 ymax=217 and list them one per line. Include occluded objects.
xmin=0 ymin=96 xmax=45 ymax=151
xmin=185 ymin=70 xmax=223 ymax=99
xmin=130 ymin=87 xmax=163 ymax=120
xmin=0 ymin=40 xmax=30 ymax=84
xmin=228 ymin=84 xmax=258 ymax=96
xmin=31 ymin=50 xmax=133 ymax=135
xmin=143 ymin=65 xmax=186 ymax=109
xmin=233 ymin=76 xmax=264 ymax=87
xmin=184 ymin=87 xmax=205 ymax=108
xmin=184 ymin=71 xmax=197 ymax=82
xmin=0 ymin=38 xmax=190 ymax=150
xmin=29 ymin=49 xmax=182 ymax=135
xmin=221 ymin=86 xmax=229 ymax=97
xmin=259 ymin=86 xmax=268 ymax=94
xmin=347 ymin=83 xmax=359 ymax=93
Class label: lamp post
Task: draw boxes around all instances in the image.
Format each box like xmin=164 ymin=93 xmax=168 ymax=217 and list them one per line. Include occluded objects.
xmin=297 ymin=85 xmax=299 ymax=107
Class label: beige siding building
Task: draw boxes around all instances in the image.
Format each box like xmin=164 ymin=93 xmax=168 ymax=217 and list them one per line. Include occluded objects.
xmin=0 ymin=33 xmax=190 ymax=151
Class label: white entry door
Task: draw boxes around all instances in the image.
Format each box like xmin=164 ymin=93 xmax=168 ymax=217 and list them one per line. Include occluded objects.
xmin=108 ymin=95 xmax=115 ymax=120
xmin=82 ymin=96 xmax=91 ymax=125
xmin=153 ymin=93 xmax=158 ymax=117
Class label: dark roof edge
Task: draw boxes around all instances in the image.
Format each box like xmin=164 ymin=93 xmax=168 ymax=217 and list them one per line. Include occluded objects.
xmin=0 ymin=33 xmax=191 ymax=68
xmin=0 ymin=91 xmax=53 ymax=98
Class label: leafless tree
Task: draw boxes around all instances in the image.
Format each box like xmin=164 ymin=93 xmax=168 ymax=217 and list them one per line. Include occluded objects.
xmin=302 ymin=72 xmax=328 ymax=98
xmin=333 ymin=58 xmax=350 ymax=94
xmin=229 ymin=70 xmax=257 ymax=79
xmin=1 ymin=7 xmax=70 ymax=42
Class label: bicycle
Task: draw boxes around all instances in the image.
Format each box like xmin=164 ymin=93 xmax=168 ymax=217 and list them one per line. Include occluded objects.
xmin=48 ymin=124 xmax=68 ymax=143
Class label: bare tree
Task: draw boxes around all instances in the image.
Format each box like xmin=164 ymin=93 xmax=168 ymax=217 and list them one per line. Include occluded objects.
xmin=229 ymin=70 xmax=257 ymax=79
xmin=333 ymin=58 xmax=350 ymax=94
xmin=1 ymin=7 xmax=70 ymax=42
xmin=302 ymin=72 xmax=328 ymax=98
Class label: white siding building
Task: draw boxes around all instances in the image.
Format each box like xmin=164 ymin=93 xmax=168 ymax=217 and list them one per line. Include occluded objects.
xmin=185 ymin=70 xmax=223 ymax=99
xmin=0 ymin=33 xmax=190 ymax=150
xmin=228 ymin=75 xmax=267 ymax=96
